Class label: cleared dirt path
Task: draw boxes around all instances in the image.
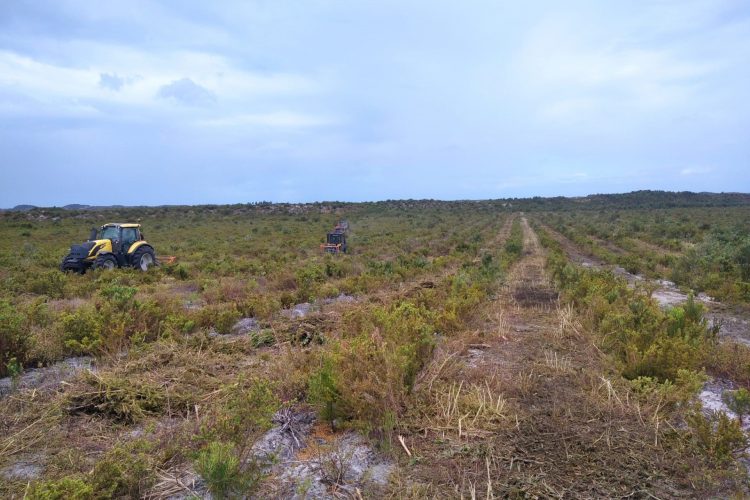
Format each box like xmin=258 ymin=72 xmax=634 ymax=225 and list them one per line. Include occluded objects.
xmin=403 ymin=217 xmax=688 ymax=498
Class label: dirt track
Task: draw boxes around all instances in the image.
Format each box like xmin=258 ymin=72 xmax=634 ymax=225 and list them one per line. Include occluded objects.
xmin=405 ymin=217 xmax=690 ymax=498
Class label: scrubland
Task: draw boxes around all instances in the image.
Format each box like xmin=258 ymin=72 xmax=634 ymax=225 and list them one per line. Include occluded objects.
xmin=1 ymin=194 xmax=750 ymax=498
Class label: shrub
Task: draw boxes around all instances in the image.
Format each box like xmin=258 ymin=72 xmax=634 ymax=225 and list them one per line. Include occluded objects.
xmin=6 ymin=357 xmax=22 ymax=390
xmin=160 ymin=313 xmax=197 ymax=337
xmin=89 ymin=441 xmax=155 ymax=498
xmin=241 ymin=294 xmax=281 ymax=320
xmin=27 ymin=270 xmax=67 ymax=298
xmin=215 ymin=307 xmax=241 ymax=335
xmin=27 ymin=477 xmax=93 ymax=500
xmin=295 ymin=264 xmax=326 ymax=291
xmin=99 ymin=282 xmax=138 ymax=308
xmin=166 ymin=263 xmax=190 ymax=280
xmin=197 ymin=304 xmax=241 ymax=335
xmin=686 ymin=408 xmax=747 ymax=464
xmin=504 ymin=236 xmax=522 ymax=258
xmin=722 ymin=388 xmax=750 ymax=425
xmin=0 ymin=300 xmax=27 ymax=376
xmin=194 ymin=441 xmax=255 ymax=499
xmin=306 ymin=301 xmax=437 ymax=430
xmin=60 ymin=306 xmax=103 ymax=355
xmin=308 ymin=355 xmax=344 ymax=425
xmin=537 ymin=225 xmax=716 ymax=384
xmin=211 ymin=378 xmax=278 ymax=444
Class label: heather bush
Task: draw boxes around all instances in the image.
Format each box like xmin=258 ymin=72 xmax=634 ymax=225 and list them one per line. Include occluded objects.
xmin=0 ymin=300 xmax=27 ymax=376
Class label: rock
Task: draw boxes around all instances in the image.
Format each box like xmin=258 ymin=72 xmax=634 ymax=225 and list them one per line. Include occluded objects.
xmin=1 ymin=456 xmax=43 ymax=481
xmin=276 ymin=432 xmax=393 ymax=498
xmin=282 ymin=303 xmax=312 ymax=319
xmin=0 ymin=356 xmax=94 ymax=398
xmin=250 ymin=410 xmax=393 ymax=498
xmin=322 ymin=293 xmax=356 ymax=305
xmin=251 ymin=409 xmax=316 ymax=463
xmin=231 ymin=317 xmax=260 ymax=335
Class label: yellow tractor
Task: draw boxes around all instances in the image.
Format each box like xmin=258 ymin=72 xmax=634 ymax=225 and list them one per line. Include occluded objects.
xmin=60 ymin=223 xmax=156 ymax=273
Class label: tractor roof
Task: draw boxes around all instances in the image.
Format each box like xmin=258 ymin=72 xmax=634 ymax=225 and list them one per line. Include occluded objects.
xmin=101 ymin=223 xmax=141 ymax=228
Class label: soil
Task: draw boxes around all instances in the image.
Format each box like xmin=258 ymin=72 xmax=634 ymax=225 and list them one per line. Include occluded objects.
xmin=0 ymin=356 xmax=94 ymax=399
xmin=404 ymin=218 xmax=692 ymax=497
xmin=251 ymin=408 xmax=393 ymax=498
xmin=540 ymin=222 xmax=750 ymax=345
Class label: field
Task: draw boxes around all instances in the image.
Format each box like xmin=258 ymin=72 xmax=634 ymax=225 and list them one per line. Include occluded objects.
xmin=2 ymin=193 xmax=750 ymax=498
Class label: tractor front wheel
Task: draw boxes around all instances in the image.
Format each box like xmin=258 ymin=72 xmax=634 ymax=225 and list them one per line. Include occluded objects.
xmin=94 ymin=254 xmax=117 ymax=270
xmin=131 ymin=247 xmax=155 ymax=271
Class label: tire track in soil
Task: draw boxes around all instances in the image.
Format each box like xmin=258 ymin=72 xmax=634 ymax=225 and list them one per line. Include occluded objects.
xmin=409 ymin=217 xmax=689 ymax=498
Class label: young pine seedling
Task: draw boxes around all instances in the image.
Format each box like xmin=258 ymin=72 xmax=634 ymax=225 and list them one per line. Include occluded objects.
xmin=722 ymin=388 xmax=750 ymax=426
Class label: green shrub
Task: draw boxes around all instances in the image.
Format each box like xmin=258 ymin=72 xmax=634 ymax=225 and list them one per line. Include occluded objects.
xmin=241 ymin=294 xmax=281 ymax=320
xmin=0 ymin=300 xmax=27 ymax=376
xmin=250 ymin=329 xmax=276 ymax=348
xmin=27 ymin=270 xmax=67 ymax=298
xmin=295 ymin=264 xmax=326 ymax=290
xmin=197 ymin=304 xmax=241 ymax=335
xmin=6 ymin=356 xmax=22 ymax=390
xmin=537 ymin=225 xmax=716 ymax=384
xmin=306 ymin=301 xmax=438 ymax=430
xmin=28 ymin=477 xmax=93 ymax=500
xmin=194 ymin=441 xmax=255 ymax=499
xmin=503 ymin=219 xmax=524 ymax=259
xmin=722 ymin=388 xmax=750 ymax=424
xmin=308 ymin=355 xmax=344 ymax=425
xmin=211 ymin=378 xmax=278 ymax=444
xmin=60 ymin=307 xmax=103 ymax=355
xmin=89 ymin=441 xmax=155 ymax=498
xmin=160 ymin=313 xmax=196 ymax=337
xmin=215 ymin=307 xmax=241 ymax=335
xmin=100 ymin=281 xmax=138 ymax=308
xmin=686 ymin=408 xmax=747 ymax=464
xmin=166 ymin=263 xmax=190 ymax=280
xmin=629 ymin=369 xmax=706 ymax=407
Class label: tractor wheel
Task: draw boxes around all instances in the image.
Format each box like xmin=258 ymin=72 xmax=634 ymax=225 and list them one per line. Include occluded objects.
xmin=94 ymin=253 xmax=117 ymax=270
xmin=62 ymin=264 xmax=86 ymax=275
xmin=131 ymin=246 xmax=155 ymax=271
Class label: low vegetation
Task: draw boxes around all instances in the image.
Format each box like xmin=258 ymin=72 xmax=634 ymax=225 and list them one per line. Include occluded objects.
xmin=1 ymin=193 xmax=750 ymax=497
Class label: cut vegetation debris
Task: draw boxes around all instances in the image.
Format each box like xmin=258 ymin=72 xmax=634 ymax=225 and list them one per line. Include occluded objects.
xmin=1 ymin=194 xmax=750 ymax=498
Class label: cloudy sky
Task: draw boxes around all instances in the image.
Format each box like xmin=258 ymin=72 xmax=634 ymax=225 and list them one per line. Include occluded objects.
xmin=0 ymin=1 xmax=748 ymax=206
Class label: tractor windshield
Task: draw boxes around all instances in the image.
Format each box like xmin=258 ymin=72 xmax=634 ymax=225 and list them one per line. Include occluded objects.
xmin=100 ymin=226 xmax=120 ymax=240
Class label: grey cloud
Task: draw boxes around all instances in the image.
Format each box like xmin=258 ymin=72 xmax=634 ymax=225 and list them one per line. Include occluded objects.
xmin=99 ymin=73 xmax=137 ymax=91
xmin=99 ymin=73 xmax=125 ymax=90
xmin=0 ymin=1 xmax=749 ymax=206
xmin=157 ymin=78 xmax=215 ymax=106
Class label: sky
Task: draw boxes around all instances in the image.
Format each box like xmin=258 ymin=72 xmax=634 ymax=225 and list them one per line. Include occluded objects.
xmin=0 ymin=0 xmax=749 ymax=206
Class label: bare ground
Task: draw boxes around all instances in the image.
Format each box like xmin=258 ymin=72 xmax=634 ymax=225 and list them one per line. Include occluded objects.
xmin=397 ymin=218 xmax=696 ymax=498
xmin=537 ymin=221 xmax=750 ymax=346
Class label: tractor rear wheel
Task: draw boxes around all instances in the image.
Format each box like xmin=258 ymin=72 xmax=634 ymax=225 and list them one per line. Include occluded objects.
xmin=94 ymin=254 xmax=117 ymax=270
xmin=131 ymin=246 xmax=155 ymax=271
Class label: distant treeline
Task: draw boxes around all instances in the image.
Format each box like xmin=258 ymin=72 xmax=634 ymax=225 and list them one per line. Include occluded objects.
xmin=517 ymin=190 xmax=750 ymax=211
xmin=4 ymin=190 xmax=750 ymax=219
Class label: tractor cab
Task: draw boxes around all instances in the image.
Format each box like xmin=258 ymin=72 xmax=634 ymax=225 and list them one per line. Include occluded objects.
xmin=320 ymin=219 xmax=349 ymax=254
xmin=92 ymin=224 xmax=145 ymax=266
xmin=322 ymin=230 xmax=347 ymax=254
xmin=61 ymin=223 xmax=156 ymax=273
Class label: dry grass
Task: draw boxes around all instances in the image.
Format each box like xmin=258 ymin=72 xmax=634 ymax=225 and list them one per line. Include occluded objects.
xmin=392 ymin=217 xmax=740 ymax=498
xmin=2 ymin=210 xmax=747 ymax=498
